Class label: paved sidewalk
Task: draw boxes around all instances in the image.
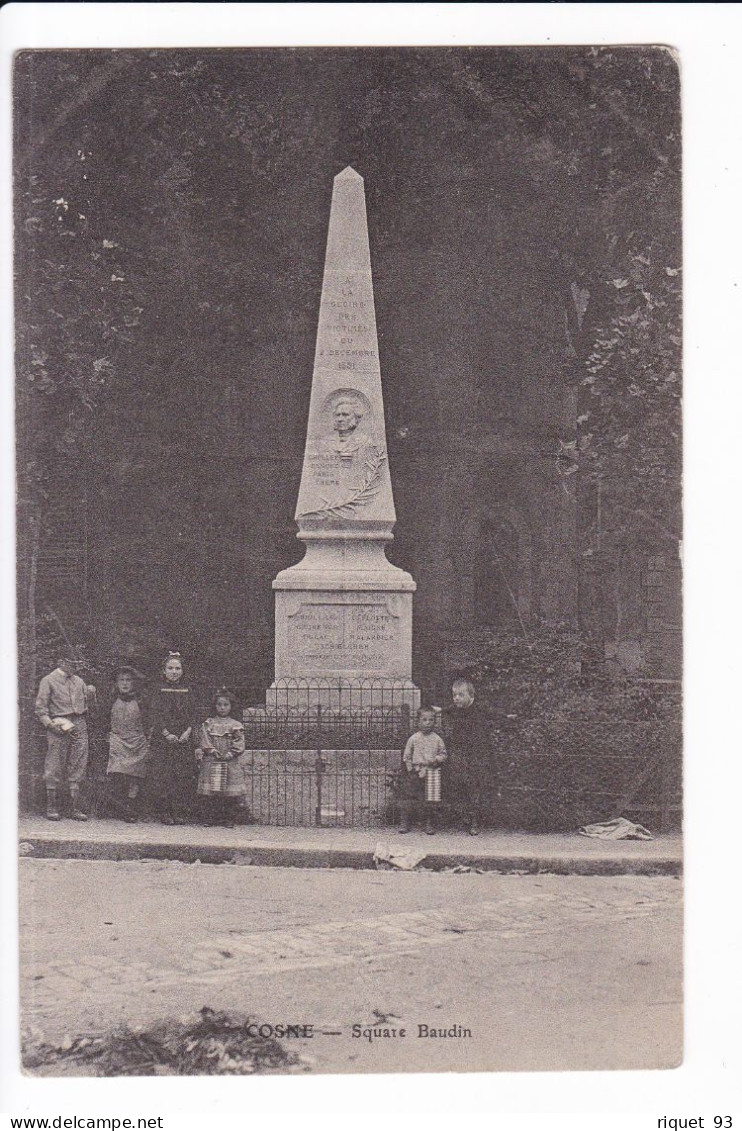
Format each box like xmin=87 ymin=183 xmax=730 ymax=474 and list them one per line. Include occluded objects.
xmin=18 ymin=816 xmax=682 ymax=875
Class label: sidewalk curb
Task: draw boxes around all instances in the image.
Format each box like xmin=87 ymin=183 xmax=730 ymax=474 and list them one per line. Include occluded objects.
xmin=19 ymin=836 xmax=682 ymax=876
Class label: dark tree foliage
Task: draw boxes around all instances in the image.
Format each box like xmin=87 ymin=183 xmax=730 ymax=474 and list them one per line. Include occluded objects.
xmin=15 ymin=48 xmax=680 ymax=728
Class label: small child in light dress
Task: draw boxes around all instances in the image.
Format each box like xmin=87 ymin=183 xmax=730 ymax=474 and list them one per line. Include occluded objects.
xmin=399 ymin=707 xmax=447 ymax=835
xmin=195 ymin=688 xmax=247 ymax=827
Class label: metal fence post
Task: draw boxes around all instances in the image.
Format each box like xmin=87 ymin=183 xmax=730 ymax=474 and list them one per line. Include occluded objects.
xmin=315 ymin=702 xmax=324 ymax=827
xmin=400 ymin=701 xmax=411 ymax=738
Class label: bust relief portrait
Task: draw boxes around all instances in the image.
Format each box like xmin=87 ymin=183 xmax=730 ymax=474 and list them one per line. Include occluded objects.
xmin=322 ymin=394 xmax=373 ymax=459
xmin=296 ymin=388 xmax=388 ymax=519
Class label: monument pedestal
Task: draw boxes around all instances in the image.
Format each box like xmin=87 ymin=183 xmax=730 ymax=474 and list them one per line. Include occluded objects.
xmin=269 ymin=535 xmax=420 ymax=712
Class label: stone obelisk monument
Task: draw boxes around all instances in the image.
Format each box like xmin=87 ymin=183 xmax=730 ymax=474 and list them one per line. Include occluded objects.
xmin=270 ymin=167 xmax=419 ymax=709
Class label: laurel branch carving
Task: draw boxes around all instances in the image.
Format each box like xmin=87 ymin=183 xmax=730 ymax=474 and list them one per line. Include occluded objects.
xmin=299 ymin=446 xmax=387 ymax=520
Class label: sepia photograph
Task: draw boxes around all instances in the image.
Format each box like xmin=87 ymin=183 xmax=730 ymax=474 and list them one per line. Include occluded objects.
xmin=12 ymin=42 xmax=683 ymax=1079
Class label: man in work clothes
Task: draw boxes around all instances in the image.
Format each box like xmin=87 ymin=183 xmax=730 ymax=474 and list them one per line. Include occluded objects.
xmin=35 ymin=656 xmax=97 ymax=820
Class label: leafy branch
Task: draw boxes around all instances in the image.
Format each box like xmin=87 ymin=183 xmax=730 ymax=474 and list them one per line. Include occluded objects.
xmin=299 ymin=446 xmax=387 ymax=521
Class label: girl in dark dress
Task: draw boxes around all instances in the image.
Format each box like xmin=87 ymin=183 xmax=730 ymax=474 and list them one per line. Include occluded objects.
xmin=150 ymin=651 xmax=196 ymax=824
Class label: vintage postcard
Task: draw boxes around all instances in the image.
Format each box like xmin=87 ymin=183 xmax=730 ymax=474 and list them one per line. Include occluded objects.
xmin=13 ymin=44 xmax=682 ymax=1079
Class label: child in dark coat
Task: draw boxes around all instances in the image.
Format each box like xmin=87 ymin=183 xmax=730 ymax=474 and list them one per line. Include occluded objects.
xmin=442 ymin=679 xmax=496 ymax=836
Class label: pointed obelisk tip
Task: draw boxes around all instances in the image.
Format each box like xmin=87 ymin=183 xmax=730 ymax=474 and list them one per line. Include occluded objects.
xmin=335 ymin=165 xmax=363 ymax=182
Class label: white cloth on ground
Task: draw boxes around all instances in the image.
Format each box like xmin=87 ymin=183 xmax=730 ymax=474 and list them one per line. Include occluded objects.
xmin=578 ymin=817 xmax=653 ymax=840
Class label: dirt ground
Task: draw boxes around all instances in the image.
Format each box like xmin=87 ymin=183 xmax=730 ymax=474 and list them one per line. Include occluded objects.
xmin=20 ymin=858 xmax=683 ymax=1074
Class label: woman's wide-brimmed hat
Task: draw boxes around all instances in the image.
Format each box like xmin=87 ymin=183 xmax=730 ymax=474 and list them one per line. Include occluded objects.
xmin=113 ymin=662 xmax=146 ymax=681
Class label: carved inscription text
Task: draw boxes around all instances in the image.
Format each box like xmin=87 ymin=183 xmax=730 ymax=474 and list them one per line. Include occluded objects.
xmin=289 ymin=603 xmax=399 ymax=670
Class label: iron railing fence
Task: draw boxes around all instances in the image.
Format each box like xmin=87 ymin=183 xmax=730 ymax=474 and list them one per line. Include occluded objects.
xmin=238 ymin=679 xmax=423 ymax=828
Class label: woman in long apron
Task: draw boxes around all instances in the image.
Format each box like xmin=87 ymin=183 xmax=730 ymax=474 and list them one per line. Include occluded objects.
xmin=106 ymin=664 xmax=150 ymax=823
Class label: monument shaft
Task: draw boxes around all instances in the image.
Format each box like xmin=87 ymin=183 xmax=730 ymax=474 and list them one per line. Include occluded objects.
xmin=295 ymin=166 xmax=395 ymax=537
xmin=271 ymin=167 xmax=418 ymax=701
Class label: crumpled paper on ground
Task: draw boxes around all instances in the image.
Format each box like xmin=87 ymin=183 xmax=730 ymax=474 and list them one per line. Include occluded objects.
xmin=373 ymin=842 xmax=427 ymax=870
xmin=578 ymin=816 xmax=653 ymax=841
